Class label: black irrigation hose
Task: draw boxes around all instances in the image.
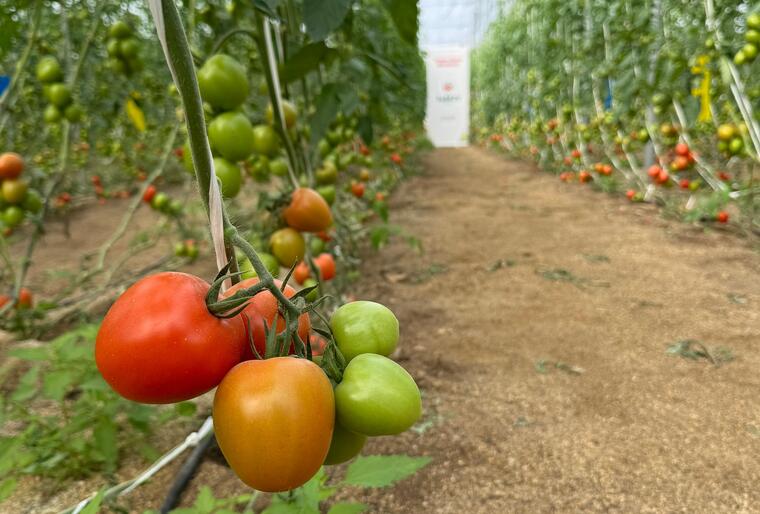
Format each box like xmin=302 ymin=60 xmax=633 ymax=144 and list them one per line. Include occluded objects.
xmin=159 ymin=429 xmax=216 ymax=513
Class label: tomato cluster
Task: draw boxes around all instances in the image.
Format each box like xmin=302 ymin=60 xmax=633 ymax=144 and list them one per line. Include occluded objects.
xmin=141 ymin=184 xmax=183 ymax=217
xmin=0 ymin=152 xmax=43 ymax=234
xmin=37 ymin=56 xmax=83 ymax=124
xmin=105 ymin=21 xmax=143 ymax=76
xmin=95 ymin=271 xmax=420 ymax=493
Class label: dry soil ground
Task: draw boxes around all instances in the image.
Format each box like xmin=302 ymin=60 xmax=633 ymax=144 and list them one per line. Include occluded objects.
xmin=7 ymin=147 xmax=760 ymax=514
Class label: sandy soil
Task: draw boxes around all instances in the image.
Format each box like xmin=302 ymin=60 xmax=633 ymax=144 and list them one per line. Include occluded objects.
xmin=6 ymin=147 xmax=760 ymax=513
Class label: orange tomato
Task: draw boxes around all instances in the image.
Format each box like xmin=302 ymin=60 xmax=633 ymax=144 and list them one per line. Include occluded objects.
xmin=17 ymin=287 xmax=33 ymax=309
xmin=0 ymin=152 xmax=24 ymax=180
xmin=213 ymin=357 xmax=334 ymax=492
xmin=223 ymin=278 xmax=311 ymax=358
xmin=293 ymin=261 xmax=310 ymax=285
xmin=282 ymin=188 xmax=333 ymax=232
xmin=314 ymin=253 xmax=336 ymax=280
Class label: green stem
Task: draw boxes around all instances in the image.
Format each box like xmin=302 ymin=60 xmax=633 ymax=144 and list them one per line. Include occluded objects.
xmin=209 ymin=28 xmax=258 ymax=56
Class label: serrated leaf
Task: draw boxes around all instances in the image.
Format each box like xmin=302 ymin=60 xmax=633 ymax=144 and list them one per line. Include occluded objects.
xmin=8 ymin=346 xmax=48 ymax=361
xmin=383 ymin=0 xmax=418 ymax=45
xmin=343 ymin=455 xmax=431 ymax=488
xmin=303 ymin=0 xmax=352 ymax=41
xmin=327 ymin=503 xmax=366 ymax=514
xmin=42 ymin=370 xmax=74 ymax=401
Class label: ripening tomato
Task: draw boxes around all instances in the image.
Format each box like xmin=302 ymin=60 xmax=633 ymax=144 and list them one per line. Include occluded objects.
xmin=330 ymin=300 xmax=398 ymax=362
xmin=198 ymin=54 xmax=249 ymax=110
xmin=0 ymin=152 xmax=24 ymax=180
xmin=324 ymin=421 xmax=366 ymax=465
xmin=283 ymin=188 xmax=333 ymax=232
xmin=335 ymin=353 xmax=420 ymax=436
xmin=2 ymin=179 xmax=28 ymax=204
xmin=293 ymin=261 xmax=310 ymax=285
xmin=266 ymin=100 xmax=298 ymax=128
xmin=351 ymin=182 xmax=365 ymax=198
xmin=314 ymin=253 xmax=336 ymax=280
xmin=0 ymin=294 xmax=9 ymax=310
xmin=17 ymin=288 xmax=33 ymax=309
xmin=213 ymin=157 xmax=242 ymax=198
xmin=208 ymin=112 xmax=255 ymax=162
xmin=269 ymin=228 xmax=305 ymax=267
xmin=213 ymin=357 xmax=334 ymax=492
xmin=674 ymin=143 xmax=689 ymax=157
xmin=95 ymin=272 xmax=247 ymax=403
xmin=223 ymin=278 xmax=311 ymax=359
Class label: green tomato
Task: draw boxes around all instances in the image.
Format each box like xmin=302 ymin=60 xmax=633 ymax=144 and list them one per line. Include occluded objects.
xmin=197 ymin=54 xmax=249 ymax=110
xmin=106 ymin=38 xmax=122 ymax=57
xmin=265 ymin=100 xmax=298 ymax=128
xmin=21 ymin=190 xmax=43 ymax=213
xmin=743 ymin=43 xmax=758 ymax=60
xmin=109 ymin=20 xmax=132 ymax=39
xmin=237 ymin=251 xmax=280 ymax=279
xmin=309 ymin=236 xmax=326 ymax=255
xmin=151 ymin=192 xmax=169 ymax=211
xmin=335 ymin=353 xmax=421 ymax=436
xmin=119 ymin=38 xmax=140 ymax=59
xmin=749 ymin=13 xmax=760 ymax=31
xmin=107 ymin=58 xmax=127 ymax=74
xmin=36 ymin=56 xmax=63 ymax=83
xmin=747 ymin=29 xmax=760 ymax=44
xmin=208 ymin=111 xmax=255 ymax=162
xmin=330 ymin=300 xmax=399 ymax=361
xmin=318 ymin=139 xmax=331 ymax=157
xmin=323 ymin=421 xmax=366 ymax=465
xmin=168 ymin=199 xmax=183 ymax=216
xmin=44 ymin=104 xmax=62 ymax=123
xmin=2 ymin=180 xmax=28 ymax=205
xmin=269 ymin=158 xmax=288 ymax=177
xmin=213 ymin=157 xmax=242 ymax=198
xmin=735 ymin=50 xmax=747 ymax=65
xmin=302 ymin=278 xmax=319 ymax=302
xmin=249 ymin=158 xmax=271 ymax=183
xmin=316 ymin=185 xmax=336 ymax=205
xmin=3 ymin=206 xmax=24 ymax=228
xmin=64 ymin=103 xmax=84 ymax=122
xmin=126 ymin=57 xmax=143 ymax=73
xmin=46 ymin=83 xmax=71 ymax=108
xmin=251 ymin=124 xmax=280 ymax=157
xmin=174 ymin=241 xmax=188 ymax=257
xmin=315 ymin=163 xmax=338 ymax=185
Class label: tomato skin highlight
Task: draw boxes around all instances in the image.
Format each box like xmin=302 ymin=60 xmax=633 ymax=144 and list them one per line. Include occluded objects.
xmin=282 ymin=188 xmax=333 ymax=232
xmin=223 ymin=278 xmax=310 ymax=359
xmin=335 ymin=353 xmax=421 ymax=436
xmin=330 ymin=300 xmax=399 ymax=361
xmin=95 ymin=272 xmax=248 ymax=404
xmin=213 ymin=357 xmax=335 ymax=492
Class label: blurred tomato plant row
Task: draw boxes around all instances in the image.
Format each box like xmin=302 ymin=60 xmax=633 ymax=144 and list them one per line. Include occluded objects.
xmin=472 ymin=0 xmax=759 ymax=235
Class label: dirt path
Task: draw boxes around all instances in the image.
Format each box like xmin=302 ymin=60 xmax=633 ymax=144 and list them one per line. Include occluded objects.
xmin=349 ymin=147 xmax=760 ymax=513
xmin=11 ymin=147 xmax=760 ymax=513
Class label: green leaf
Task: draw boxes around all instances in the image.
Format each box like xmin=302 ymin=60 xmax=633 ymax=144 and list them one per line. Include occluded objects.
xmin=0 ymin=477 xmax=16 ymax=503
xmin=93 ymin=418 xmax=118 ymax=470
xmin=174 ymin=401 xmax=197 ymax=417
xmin=343 ymin=455 xmax=431 ymax=488
xmin=11 ymin=366 xmax=39 ymax=402
xmin=383 ymin=0 xmax=418 ymax=45
xmin=327 ymin=503 xmax=367 ymax=514
xmin=303 ymin=0 xmax=352 ymax=41
xmin=42 ymin=370 xmax=75 ymax=401
xmin=253 ymin=0 xmax=280 ymax=18
xmin=8 ymin=346 xmax=48 ymax=361
xmin=193 ymin=486 xmax=216 ymax=511
xmin=78 ymin=489 xmax=105 ymax=514
xmin=282 ymin=43 xmax=337 ymax=83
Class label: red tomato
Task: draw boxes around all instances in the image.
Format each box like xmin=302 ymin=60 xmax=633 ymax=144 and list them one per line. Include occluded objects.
xmin=656 ymin=169 xmax=670 ymax=184
xmin=0 ymin=152 xmax=24 ymax=180
xmin=0 ymin=294 xmax=10 ymax=310
xmin=282 ymin=188 xmax=333 ymax=232
xmin=679 ymin=178 xmax=690 ymax=189
xmin=671 ymin=155 xmax=689 ymax=171
xmin=716 ymin=211 xmax=729 ymax=223
xmin=571 ymin=149 xmax=582 ymax=159
xmin=293 ymin=261 xmax=310 ymax=285
xmin=142 ymin=185 xmax=157 ymax=203
xmin=626 ymin=189 xmax=636 ymax=200
xmin=647 ymin=165 xmax=662 ymax=178
xmin=223 ymin=278 xmax=311 ymax=359
xmin=675 ymin=143 xmax=689 ymax=157
xmin=375 ymin=192 xmax=385 ymax=202
xmin=17 ymin=288 xmax=33 ymax=309
xmin=213 ymin=357 xmax=334 ymax=492
xmin=95 ymin=272 xmax=248 ymax=403
xmin=351 ymin=182 xmax=365 ymax=198
xmin=578 ymin=170 xmax=591 ymax=183
xmin=314 ymin=253 xmax=336 ymax=280
xmin=316 ymin=230 xmax=332 ymax=242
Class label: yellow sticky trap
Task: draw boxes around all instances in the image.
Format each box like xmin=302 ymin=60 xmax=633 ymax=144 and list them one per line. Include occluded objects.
xmin=126 ymin=98 xmax=146 ymax=132
xmin=691 ymin=55 xmax=712 ymax=122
